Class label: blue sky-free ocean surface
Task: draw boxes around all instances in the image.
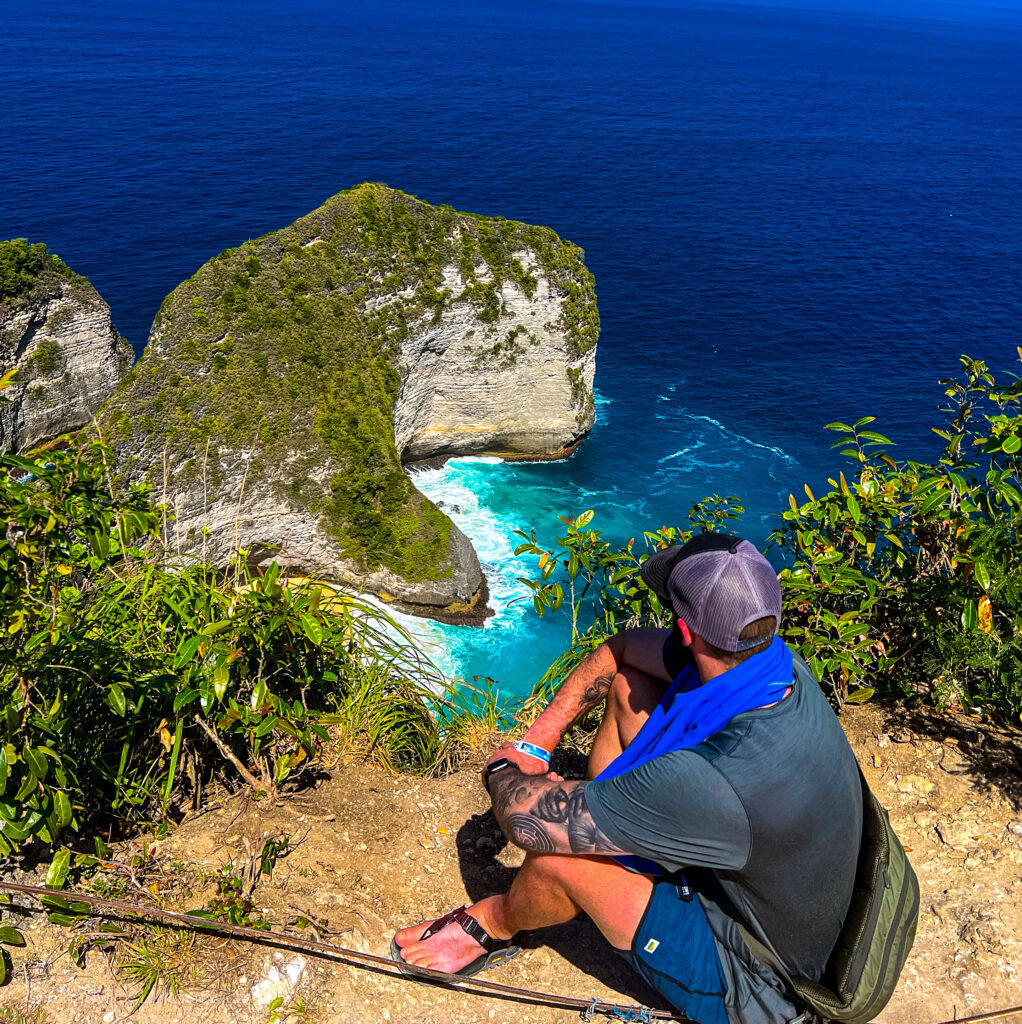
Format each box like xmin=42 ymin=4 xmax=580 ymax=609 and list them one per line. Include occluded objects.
xmin=3 ymin=0 xmax=1021 ymax=695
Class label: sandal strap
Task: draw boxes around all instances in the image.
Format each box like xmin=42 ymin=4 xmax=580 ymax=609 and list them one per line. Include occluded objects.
xmin=420 ymin=905 xmax=508 ymax=954
xmin=451 ymin=906 xmax=507 ymax=953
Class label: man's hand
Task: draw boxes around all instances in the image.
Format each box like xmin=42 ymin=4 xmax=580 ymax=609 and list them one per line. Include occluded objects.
xmin=482 ymin=741 xmax=562 ymax=791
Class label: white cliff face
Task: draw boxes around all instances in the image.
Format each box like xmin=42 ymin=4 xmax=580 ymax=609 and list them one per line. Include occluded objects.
xmin=394 ymin=253 xmax=596 ymax=462
xmin=1 ymin=281 xmax=132 ymax=452
xmin=148 ymin=449 xmax=486 ymax=621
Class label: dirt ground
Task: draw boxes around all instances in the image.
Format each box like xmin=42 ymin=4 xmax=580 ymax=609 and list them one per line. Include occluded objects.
xmin=1 ymin=699 xmax=1020 ymax=1024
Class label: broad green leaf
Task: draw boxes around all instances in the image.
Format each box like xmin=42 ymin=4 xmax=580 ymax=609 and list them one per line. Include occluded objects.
xmin=45 ymin=847 xmax=70 ymax=890
xmin=299 ymin=613 xmax=323 ymax=645
xmin=199 ymin=619 xmax=233 ymax=637
xmin=0 ymin=927 xmax=25 ymax=947
xmin=845 ymin=687 xmax=875 ymax=704
xmin=847 ymin=495 xmax=861 ymax=524
xmin=173 ymin=635 xmax=202 ymax=670
xmin=974 ymin=562 xmax=991 ymax=592
xmin=23 ymin=746 xmax=47 ymax=780
xmin=212 ymin=660 xmax=230 ymax=702
xmin=0 ymin=818 xmax=29 ymax=842
xmin=254 ymin=715 xmax=279 ymax=737
xmin=173 ymin=688 xmax=198 ymax=713
xmin=575 ymin=509 xmax=595 ymax=528
xmin=54 ymin=790 xmax=72 ymax=828
xmin=1001 ymin=434 xmax=1021 ymax=454
xmin=105 ymin=685 xmax=126 ymax=717
xmin=46 ymin=912 xmax=75 ymax=927
xmin=961 ymin=600 xmax=979 ymax=631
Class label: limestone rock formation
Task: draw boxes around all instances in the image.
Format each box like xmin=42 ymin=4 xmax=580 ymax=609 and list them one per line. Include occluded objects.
xmin=98 ymin=184 xmax=598 ymax=620
xmin=394 ymin=254 xmax=596 ymax=463
xmin=0 ymin=240 xmax=132 ymax=452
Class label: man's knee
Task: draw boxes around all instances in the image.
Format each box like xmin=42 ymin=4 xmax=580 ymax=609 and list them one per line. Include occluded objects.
xmin=608 ymin=666 xmax=665 ymax=723
xmin=604 ymin=669 xmax=632 ymax=717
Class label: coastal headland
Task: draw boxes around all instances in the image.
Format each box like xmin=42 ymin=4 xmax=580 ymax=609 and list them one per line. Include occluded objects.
xmin=89 ymin=184 xmax=598 ymax=622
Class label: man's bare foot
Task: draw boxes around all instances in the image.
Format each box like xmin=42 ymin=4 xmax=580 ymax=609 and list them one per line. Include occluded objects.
xmin=393 ymin=896 xmax=512 ymax=973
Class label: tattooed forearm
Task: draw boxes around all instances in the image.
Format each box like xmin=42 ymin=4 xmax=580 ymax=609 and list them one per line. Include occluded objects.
xmin=489 ymin=770 xmax=547 ymax=820
xmin=579 ymin=672 xmax=614 ymax=712
xmin=522 ymin=643 xmax=621 ymax=751
xmin=489 ymin=768 xmax=626 ymax=856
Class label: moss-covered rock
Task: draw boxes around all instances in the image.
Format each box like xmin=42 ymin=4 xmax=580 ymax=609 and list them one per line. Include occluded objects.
xmin=97 ymin=184 xmax=598 ymax=617
xmin=1 ymin=239 xmax=132 ymax=452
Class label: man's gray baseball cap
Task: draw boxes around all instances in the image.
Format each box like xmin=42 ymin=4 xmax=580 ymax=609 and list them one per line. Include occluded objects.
xmin=640 ymin=532 xmax=782 ymax=652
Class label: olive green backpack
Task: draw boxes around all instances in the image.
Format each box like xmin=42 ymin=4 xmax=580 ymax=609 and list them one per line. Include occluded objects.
xmin=737 ymin=768 xmax=920 ymax=1024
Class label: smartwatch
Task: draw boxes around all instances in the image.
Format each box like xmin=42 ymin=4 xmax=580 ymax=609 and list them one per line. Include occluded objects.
xmin=483 ymin=756 xmax=516 ymax=795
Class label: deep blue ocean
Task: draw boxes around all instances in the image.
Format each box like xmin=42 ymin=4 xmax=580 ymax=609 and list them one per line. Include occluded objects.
xmin=4 ymin=0 xmax=1021 ymax=696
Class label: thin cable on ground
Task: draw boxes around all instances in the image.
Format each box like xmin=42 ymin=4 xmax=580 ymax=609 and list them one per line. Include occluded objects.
xmin=0 ymin=881 xmax=684 ymax=1020
xmin=1 ymin=882 xmax=1020 ymax=1024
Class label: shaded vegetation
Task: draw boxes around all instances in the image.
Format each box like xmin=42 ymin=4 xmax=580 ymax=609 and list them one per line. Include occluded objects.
xmin=98 ymin=183 xmax=597 ymax=584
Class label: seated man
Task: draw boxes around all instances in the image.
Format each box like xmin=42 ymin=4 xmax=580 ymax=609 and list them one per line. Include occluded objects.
xmin=394 ymin=533 xmax=863 ymax=1024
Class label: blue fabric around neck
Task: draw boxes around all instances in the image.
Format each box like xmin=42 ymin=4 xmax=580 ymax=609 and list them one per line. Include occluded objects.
xmin=595 ymin=635 xmax=794 ymax=874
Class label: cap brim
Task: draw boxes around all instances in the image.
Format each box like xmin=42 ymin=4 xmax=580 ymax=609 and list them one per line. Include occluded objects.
xmin=639 ymin=545 xmax=685 ymax=601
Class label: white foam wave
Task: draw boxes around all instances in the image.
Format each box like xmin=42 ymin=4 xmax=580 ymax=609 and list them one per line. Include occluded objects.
xmin=682 ymin=413 xmax=796 ymax=463
xmin=658 ymin=440 xmax=705 ymax=463
xmin=357 ymin=593 xmax=462 ymax=682
xmin=410 ymin=459 xmax=541 ymax=663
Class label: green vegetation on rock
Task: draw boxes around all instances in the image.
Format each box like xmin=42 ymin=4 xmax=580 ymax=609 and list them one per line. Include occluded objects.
xmin=0 ymin=239 xmax=83 ymax=306
xmin=100 ymin=183 xmax=597 ymax=583
xmin=29 ymin=337 xmax=61 ymax=376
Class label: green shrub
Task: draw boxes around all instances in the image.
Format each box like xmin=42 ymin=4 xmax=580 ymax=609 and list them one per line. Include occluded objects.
xmin=0 ymin=444 xmax=473 ymax=860
xmin=30 ymin=338 xmax=61 ymax=375
xmin=45 ymin=306 xmax=74 ymax=333
xmin=0 ymin=239 xmax=77 ymax=304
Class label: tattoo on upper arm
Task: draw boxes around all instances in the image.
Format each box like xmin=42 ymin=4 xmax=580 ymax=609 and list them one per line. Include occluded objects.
xmin=498 ymin=780 xmax=624 ymax=855
xmin=507 ymin=813 xmax=556 ymax=853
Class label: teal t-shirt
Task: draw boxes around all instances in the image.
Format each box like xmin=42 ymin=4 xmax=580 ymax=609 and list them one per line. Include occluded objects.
xmin=586 ymin=652 xmax=863 ymax=1024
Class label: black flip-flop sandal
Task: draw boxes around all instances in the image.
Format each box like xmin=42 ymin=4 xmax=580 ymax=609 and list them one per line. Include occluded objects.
xmin=390 ymin=905 xmax=522 ymax=978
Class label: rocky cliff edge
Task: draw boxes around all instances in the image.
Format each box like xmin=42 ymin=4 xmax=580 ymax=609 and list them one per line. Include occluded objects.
xmin=1 ymin=239 xmax=132 ymax=453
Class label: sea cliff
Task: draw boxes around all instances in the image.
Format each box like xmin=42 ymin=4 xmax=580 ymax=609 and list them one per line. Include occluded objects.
xmin=0 ymin=240 xmax=132 ymax=453
xmin=98 ymin=184 xmax=598 ymax=620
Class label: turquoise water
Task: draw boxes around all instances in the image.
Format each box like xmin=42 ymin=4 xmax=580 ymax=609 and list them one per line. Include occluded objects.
xmin=400 ymin=390 xmax=802 ymax=697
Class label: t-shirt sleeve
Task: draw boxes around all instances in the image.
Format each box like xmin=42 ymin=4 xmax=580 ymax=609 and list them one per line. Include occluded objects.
xmin=585 ymin=750 xmax=752 ymax=871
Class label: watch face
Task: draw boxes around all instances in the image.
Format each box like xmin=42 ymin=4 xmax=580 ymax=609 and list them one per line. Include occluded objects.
xmin=484 ymin=757 xmax=513 ymax=790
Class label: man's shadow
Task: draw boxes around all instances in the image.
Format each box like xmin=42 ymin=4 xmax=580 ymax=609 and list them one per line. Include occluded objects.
xmin=455 ymin=755 xmax=671 ymax=1010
